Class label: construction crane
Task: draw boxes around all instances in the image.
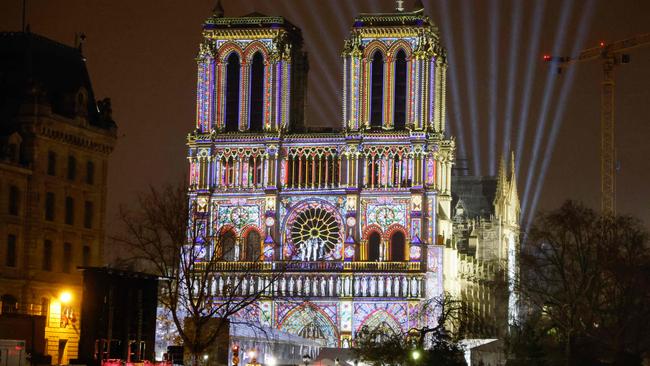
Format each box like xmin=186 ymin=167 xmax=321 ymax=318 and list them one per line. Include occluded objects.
xmin=544 ymin=33 xmax=650 ymax=215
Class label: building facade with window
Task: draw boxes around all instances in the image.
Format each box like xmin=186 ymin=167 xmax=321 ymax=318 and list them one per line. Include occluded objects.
xmin=0 ymin=32 xmax=117 ymax=364
xmin=184 ymin=4 xmax=519 ymax=358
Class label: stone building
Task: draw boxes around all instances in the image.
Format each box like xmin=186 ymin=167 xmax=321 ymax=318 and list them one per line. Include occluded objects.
xmin=444 ymin=156 xmax=520 ymax=337
xmin=0 ymin=32 xmax=117 ymax=364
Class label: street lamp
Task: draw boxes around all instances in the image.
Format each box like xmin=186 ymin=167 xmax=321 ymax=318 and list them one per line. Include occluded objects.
xmin=411 ymin=350 xmax=421 ymax=362
xmin=59 ymin=291 xmax=72 ymax=304
xmin=59 ymin=291 xmax=73 ymax=328
xmin=302 ymin=354 xmax=311 ymax=366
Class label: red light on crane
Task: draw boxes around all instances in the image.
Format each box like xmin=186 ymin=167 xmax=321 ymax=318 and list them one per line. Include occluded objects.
xmin=600 ymin=41 xmax=606 ymax=47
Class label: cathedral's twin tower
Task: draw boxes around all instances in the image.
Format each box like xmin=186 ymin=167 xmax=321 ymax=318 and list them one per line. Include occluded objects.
xmin=195 ymin=10 xmax=307 ymax=133
xmin=195 ymin=4 xmax=447 ymax=134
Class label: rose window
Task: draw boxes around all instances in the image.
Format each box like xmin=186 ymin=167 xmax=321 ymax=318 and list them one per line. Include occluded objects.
xmin=229 ymin=207 xmax=249 ymax=226
xmin=290 ymin=207 xmax=340 ymax=260
xmin=374 ymin=206 xmax=396 ymax=227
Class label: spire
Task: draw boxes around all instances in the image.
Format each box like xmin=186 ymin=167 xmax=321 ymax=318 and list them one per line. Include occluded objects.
xmin=396 ymin=0 xmax=405 ymax=12
xmin=509 ymin=150 xmax=520 ymax=206
xmin=212 ymin=0 xmax=224 ymax=17
xmin=496 ymin=155 xmax=506 ymax=195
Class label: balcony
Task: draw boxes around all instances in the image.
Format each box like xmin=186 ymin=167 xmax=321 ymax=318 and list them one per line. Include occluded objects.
xmin=193 ymin=261 xmax=420 ymax=272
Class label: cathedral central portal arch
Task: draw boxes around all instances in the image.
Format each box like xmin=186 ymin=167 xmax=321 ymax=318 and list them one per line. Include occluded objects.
xmin=357 ymin=309 xmax=403 ymax=336
xmin=277 ymin=303 xmax=340 ymax=347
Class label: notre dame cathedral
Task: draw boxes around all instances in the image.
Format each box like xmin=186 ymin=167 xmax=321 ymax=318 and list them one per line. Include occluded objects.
xmin=183 ymin=1 xmax=519 ymax=363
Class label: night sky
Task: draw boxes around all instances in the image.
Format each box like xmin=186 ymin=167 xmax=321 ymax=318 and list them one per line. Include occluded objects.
xmin=2 ymin=0 xmax=649 ymax=253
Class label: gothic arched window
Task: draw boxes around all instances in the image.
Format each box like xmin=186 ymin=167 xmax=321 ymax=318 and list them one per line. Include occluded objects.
xmin=249 ymin=52 xmax=264 ymax=132
xmin=221 ymin=156 xmax=236 ymax=187
xmin=370 ymin=51 xmax=384 ymax=128
xmin=220 ymin=230 xmax=237 ymax=261
xmin=368 ymin=231 xmax=381 ymax=261
xmin=225 ymin=53 xmax=240 ymax=132
xmin=245 ymin=230 xmax=261 ymax=261
xmin=390 ymin=231 xmax=406 ymax=261
xmin=393 ymin=50 xmax=407 ymax=130
xmin=256 ymin=157 xmax=263 ymax=186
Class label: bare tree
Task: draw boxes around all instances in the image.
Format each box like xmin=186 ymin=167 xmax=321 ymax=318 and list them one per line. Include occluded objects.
xmin=519 ymin=200 xmax=650 ymax=365
xmin=354 ymin=293 xmax=481 ymax=366
xmin=112 ymin=184 xmax=286 ymax=365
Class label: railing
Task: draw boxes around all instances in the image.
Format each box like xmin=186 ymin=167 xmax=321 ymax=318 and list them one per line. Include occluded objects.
xmin=193 ymin=261 xmax=421 ymax=272
xmin=202 ymin=272 xmax=426 ymax=298
xmin=193 ymin=261 xmax=274 ymax=272
xmin=0 ymin=302 xmax=46 ymax=316
xmin=343 ymin=261 xmax=420 ymax=271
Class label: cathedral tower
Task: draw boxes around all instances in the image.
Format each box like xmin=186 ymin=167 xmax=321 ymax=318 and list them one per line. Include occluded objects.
xmin=195 ymin=8 xmax=307 ymax=134
xmin=342 ymin=5 xmax=447 ymax=133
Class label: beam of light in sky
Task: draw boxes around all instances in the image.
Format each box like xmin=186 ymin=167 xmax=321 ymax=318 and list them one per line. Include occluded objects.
xmin=446 ymin=73 xmax=467 ymax=159
xmin=460 ymin=1 xmax=482 ymax=175
xmin=436 ymin=0 xmax=468 ymax=160
xmin=512 ymin=0 xmax=546 ymax=175
xmin=276 ymin=0 xmax=339 ymax=125
xmin=487 ymin=0 xmax=499 ymax=175
xmin=521 ymin=0 xmax=575 ymax=218
xmin=500 ymin=0 xmax=523 ymax=168
xmin=331 ymin=0 xmax=351 ymax=29
xmin=309 ymin=53 xmax=339 ymax=101
xmin=340 ymin=0 xmax=360 ymax=19
xmin=306 ymin=89 xmax=332 ymax=127
xmin=288 ymin=1 xmax=340 ymax=61
xmin=525 ymin=0 xmax=596 ymax=229
xmin=502 ymin=0 xmax=523 ymax=164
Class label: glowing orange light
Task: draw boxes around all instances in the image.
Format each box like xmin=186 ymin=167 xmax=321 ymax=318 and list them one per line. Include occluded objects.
xmin=59 ymin=291 xmax=72 ymax=304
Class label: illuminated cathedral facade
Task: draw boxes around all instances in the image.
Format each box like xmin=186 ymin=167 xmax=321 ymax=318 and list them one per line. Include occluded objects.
xmin=185 ymin=3 xmax=519 ymax=357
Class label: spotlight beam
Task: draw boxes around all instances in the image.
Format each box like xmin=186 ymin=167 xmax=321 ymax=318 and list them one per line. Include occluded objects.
xmin=436 ymin=0 xmax=469 ymax=160
xmin=275 ymin=0 xmax=341 ymax=125
xmin=460 ymin=1 xmax=482 ymax=175
xmin=500 ymin=0 xmax=523 ymax=165
xmin=447 ymin=70 xmax=468 ymax=159
xmin=525 ymin=0 xmax=597 ymax=228
xmin=336 ymin=0 xmax=360 ymax=30
xmin=521 ymin=0 xmax=575 ymax=218
xmin=487 ymin=0 xmax=499 ymax=175
xmin=512 ymin=0 xmax=546 ymax=174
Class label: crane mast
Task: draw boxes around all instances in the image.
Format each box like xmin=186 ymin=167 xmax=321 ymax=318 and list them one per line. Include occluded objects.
xmin=601 ymin=60 xmax=615 ymax=215
xmin=545 ymin=33 xmax=650 ymax=215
